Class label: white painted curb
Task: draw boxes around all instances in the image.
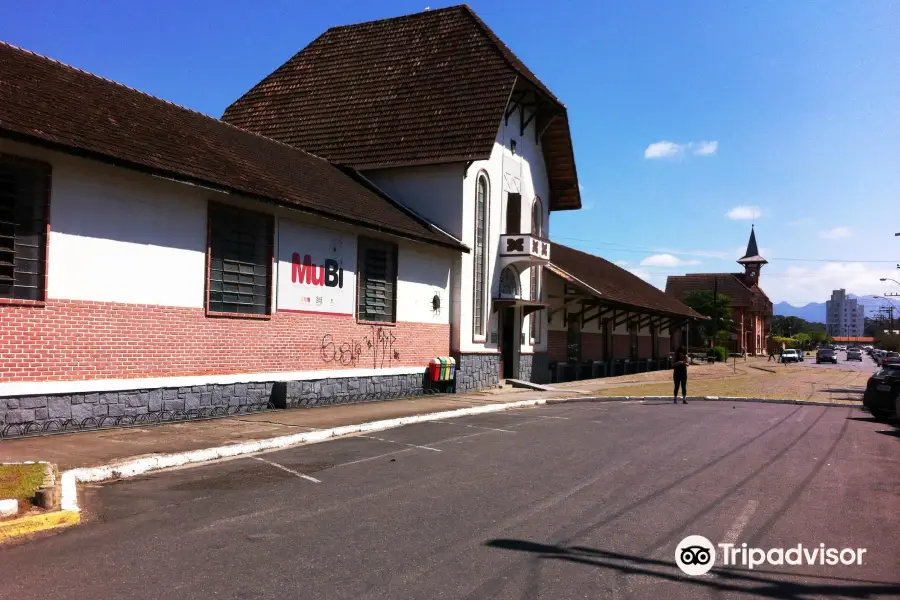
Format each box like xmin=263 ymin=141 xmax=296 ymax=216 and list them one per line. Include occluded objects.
xmin=0 ymin=498 xmax=17 ymax=517
xmin=58 ymin=397 xmax=563 ymax=512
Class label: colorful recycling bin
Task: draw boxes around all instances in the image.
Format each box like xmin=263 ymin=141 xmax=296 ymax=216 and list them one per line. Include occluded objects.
xmin=428 ymin=357 xmax=456 ymax=381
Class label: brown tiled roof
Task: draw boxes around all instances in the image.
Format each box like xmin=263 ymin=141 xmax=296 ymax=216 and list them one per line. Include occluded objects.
xmin=665 ymin=273 xmax=772 ymax=311
xmin=222 ymin=5 xmax=581 ymax=211
xmin=549 ymin=244 xmax=703 ymax=319
xmin=0 ymin=42 xmax=466 ymax=251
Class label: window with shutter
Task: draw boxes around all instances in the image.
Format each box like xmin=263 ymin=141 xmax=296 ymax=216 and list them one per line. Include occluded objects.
xmin=207 ymin=203 xmax=272 ymax=316
xmin=358 ymin=237 xmax=397 ymax=322
xmin=0 ymin=155 xmax=49 ymax=302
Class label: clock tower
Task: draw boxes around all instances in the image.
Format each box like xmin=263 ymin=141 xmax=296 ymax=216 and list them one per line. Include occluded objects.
xmin=737 ymin=226 xmax=767 ymax=286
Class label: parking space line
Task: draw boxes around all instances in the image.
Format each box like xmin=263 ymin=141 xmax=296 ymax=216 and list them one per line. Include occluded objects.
xmin=425 ymin=421 xmax=515 ymax=433
xmin=721 ymin=499 xmax=758 ymax=545
xmin=252 ymin=457 xmax=321 ymax=483
xmin=358 ymin=435 xmax=442 ymax=452
xmin=332 ymin=448 xmax=415 ymax=469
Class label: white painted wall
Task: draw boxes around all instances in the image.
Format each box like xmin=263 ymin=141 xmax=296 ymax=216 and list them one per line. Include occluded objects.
xmin=396 ymin=241 xmax=451 ymax=325
xmin=0 ymin=140 xmax=210 ymax=307
xmin=1 ymin=139 xmax=454 ymax=324
xmin=458 ymin=104 xmax=552 ymax=354
xmin=364 ymin=165 xmax=465 ymax=240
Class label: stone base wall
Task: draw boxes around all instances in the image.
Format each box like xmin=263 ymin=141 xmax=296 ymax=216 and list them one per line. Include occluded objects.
xmin=530 ymin=353 xmax=550 ymax=384
xmin=518 ymin=353 xmax=533 ymax=382
xmin=454 ymin=353 xmax=500 ymax=392
xmin=283 ymin=372 xmax=427 ymax=407
xmin=0 ymin=371 xmax=429 ymax=433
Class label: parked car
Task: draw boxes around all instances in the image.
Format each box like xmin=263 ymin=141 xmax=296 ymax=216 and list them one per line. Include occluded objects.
xmin=863 ymin=365 xmax=900 ymax=421
xmin=816 ymin=348 xmax=838 ymax=364
xmin=781 ymin=349 xmax=800 ymax=363
xmin=874 ymin=350 xmax=886 ymax=366
xmin=846 ymin=348 xmax=863 ymax=361
xmin=795 ymin=348 xmax=805 ymax=362
xmin=882 ymin=351 xmax=900 ymax=368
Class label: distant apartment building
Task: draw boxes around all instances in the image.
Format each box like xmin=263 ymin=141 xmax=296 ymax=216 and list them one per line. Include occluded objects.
xmin=826 ymin=289 xmax=864 ymax=337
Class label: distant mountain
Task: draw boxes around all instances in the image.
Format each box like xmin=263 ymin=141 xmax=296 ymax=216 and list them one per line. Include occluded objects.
xmin=775 ymin=295 xmax=884 ymax=323
xmin=774 ymin=302 xmax=825 ymax=323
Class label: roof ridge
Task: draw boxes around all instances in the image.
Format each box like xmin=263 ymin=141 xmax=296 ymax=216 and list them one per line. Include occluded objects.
xmin=324 ymin=4 xmax=467 ymax=32
xmin=0 ymin=41 xmax=338 ymax=166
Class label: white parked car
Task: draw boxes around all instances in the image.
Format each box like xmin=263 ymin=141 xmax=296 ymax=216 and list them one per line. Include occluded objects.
xmin=781 ymin=349 xmax=800 ymax=363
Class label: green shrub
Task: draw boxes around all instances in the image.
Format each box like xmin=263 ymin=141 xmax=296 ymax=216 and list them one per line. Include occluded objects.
xmin=707 ymin=346 xmax=728 ymax=362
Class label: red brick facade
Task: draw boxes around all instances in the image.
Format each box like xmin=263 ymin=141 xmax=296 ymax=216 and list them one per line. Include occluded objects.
xmin=582 ymin=332 xmax=604 ymax=361
xmin=638 ymin=335 xmax=652 ymax=359
xmin=0 ymin=300 xmax=448 ymax=383
xmin=548 ymin=330 xmax=566 ymax=362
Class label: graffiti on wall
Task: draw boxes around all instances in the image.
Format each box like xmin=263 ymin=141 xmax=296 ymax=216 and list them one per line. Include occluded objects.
xmin=320 ymin=326 xmax=401 ymax=369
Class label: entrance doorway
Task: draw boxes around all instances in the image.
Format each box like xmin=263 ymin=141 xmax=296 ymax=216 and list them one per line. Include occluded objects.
xmin=500 ymin=307 xmax=516 ymax=379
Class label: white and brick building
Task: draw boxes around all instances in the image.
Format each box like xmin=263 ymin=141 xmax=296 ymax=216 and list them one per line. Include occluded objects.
xmin=0 ymin=6 xmax=698 ymax=431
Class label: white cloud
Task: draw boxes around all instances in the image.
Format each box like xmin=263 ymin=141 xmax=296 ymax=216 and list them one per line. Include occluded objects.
xmin=727 ymin=205 xmax=762 ymax=220
xmin=644 ymin=141 xmax=682 ymax=159
xmin=639 ymin=253 xmax=702 ymax=268
xmin=615 ymin=259 xmax=630 ymax=266
xmin=644 ymin=140 xmax=719 ymax=159
xmin=693 ymin=141 xmax=718 ymax=156
xmin=820 ymin=227 xmax=851 ymax=240
xmin=789 ymin=217 xmax=814 ymax=227
xmin=578 ymin=183 xmax=585 ymax=192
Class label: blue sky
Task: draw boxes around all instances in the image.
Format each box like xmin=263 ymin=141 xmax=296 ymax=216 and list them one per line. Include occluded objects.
xmin=2 ymin=0 xmax=899 ymax=305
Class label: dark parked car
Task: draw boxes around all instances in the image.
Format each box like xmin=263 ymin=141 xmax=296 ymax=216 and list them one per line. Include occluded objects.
xmin=816 ymin=348 xmax=838 ymax=364
xmin=882 ymin=351 xmax=900 ymax=368
xmin=863 ymin=365 xmax=900 ymax=421
xmin=846 ymin=348 xmax=863 ymax=361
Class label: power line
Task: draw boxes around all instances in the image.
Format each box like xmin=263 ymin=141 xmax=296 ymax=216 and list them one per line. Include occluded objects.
xmin=552 ymin=235 xmax=899 ymax=264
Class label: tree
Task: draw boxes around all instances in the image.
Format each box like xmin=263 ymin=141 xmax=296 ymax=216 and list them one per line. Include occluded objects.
xmin=770 ymin=315 xmax=826 ymax=337
xmin=683 ymin=291 xmax=732 ymax=348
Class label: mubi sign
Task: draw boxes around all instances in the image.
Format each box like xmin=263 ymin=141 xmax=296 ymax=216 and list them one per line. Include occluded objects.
xmin=277 ymin=219 xmax=356 ymax=315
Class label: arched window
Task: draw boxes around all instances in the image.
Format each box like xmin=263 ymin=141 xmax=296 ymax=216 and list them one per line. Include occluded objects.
xmin=531 ymin=197 xmax=544 ymax=237
xmin=530 ymin=197 xmax=544 ymax=342
xmin=473 ymin=173 xmax=490 ymax=337
xmin=499 ymin=266 xmax=520 ymax=298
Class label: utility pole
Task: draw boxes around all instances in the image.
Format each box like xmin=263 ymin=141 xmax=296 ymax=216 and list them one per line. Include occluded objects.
xmin=712 ymin=277 xmax=718 ymax=349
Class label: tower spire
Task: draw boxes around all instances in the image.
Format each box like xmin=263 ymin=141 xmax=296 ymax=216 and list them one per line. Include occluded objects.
xmin=738 ymin=225 xmax=766 ymax=264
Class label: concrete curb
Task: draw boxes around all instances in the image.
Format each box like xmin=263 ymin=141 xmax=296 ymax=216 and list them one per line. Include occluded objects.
xmin=0 ymin=510 xmax=80 ymax=543
xmin=548 ymin=396 xmax=863 ymax=408
xmin=57 ymin=394 xmax=864 ymax=512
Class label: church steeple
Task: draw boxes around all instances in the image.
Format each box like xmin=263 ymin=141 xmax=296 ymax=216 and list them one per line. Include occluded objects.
xmin=737 ymin=225 xmax=766 ymax=285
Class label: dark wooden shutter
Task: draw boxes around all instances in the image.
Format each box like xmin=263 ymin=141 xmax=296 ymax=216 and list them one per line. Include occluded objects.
xmin=358 ymin=238 xmax=397 ymax=322
xmin=0 ymin=157 xmax=48 ymax=301
xmin=207 ymin=204 xmax=272 ymax=315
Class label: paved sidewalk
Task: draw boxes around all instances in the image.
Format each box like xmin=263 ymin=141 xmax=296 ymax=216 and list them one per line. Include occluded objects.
xmin=0 ymin=388 xmax=573 ymax=469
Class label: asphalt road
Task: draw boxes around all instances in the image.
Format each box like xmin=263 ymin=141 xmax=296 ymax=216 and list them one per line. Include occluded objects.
xmin=801 ymin=351 xmax=880 ymax=372
xmin=2 ymin=401 xmax=899 ymax=599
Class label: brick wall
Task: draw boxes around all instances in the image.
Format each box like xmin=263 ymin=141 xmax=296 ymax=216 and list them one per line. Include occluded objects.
xmin=613 ymin=334 xmax=630 ymax=359
xmin=582 ymin=332 xmax=604 ymax=361
xmin=0 ymin=299 xmax=448 ymax=382
xmin=638 ymin=336 xmax=652 ymax=359
xmin=547 ymin=330 xmax=566 ymax=362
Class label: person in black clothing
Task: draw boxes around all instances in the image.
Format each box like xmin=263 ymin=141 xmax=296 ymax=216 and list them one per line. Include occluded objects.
xmin=673 ymin=346 xmax=688 ymax=404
